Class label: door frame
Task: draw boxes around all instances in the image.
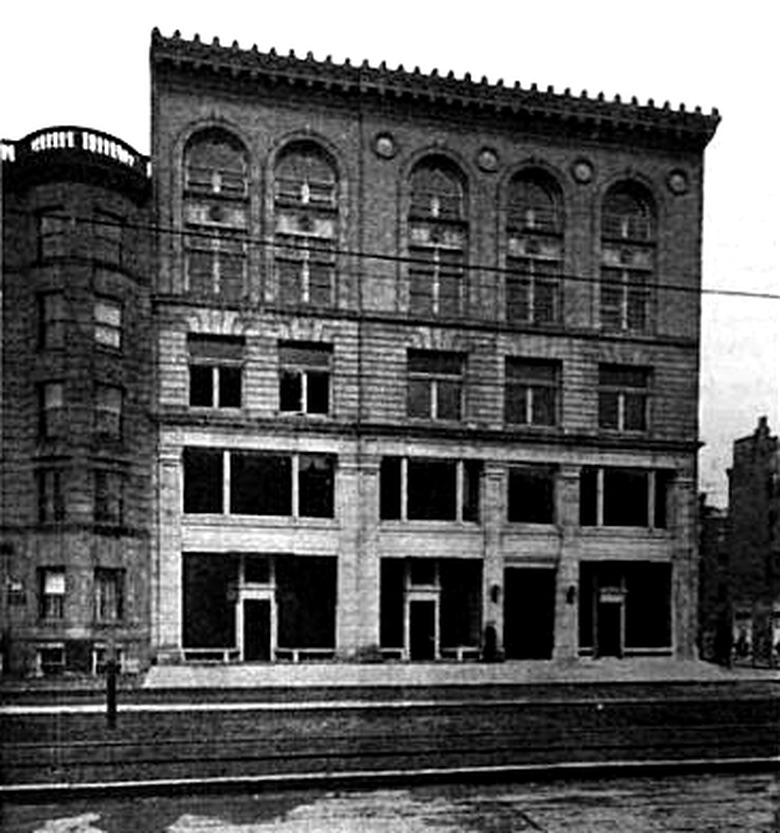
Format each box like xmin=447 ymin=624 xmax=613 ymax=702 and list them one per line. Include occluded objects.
xmin=237 ymin=588 xmax=277 ymax=662
xmin=595 ymin=585 xmax=625 ymax=658
xmin=405 ymin=590 xmax=439 ymax=661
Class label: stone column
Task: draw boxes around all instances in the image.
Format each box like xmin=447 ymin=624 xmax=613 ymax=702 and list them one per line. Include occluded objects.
xmin=154 ymin=446 xmax=183 ymax=661
xmin=482 ymin=463 xmax=505 ymax=656
xmin=553 ymin=465 xmax=581 ymax=660
xmin=336 ymin=450 xmax=361 ymax=658
xmin=673 ymin=473 xmax=698 ymax=659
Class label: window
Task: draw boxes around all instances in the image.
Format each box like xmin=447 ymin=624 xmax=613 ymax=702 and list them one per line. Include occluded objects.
xmin=506 ymin=174 xmax=562 ymax=324
xmin=38 ymin=208 xmax=69 ymax=259
xmin=94 ymin=470 xmax=124 ymax=525
xmin=184 ymin=448 xmax=336 ymax=519
xmin=95 ymin=384 xmax=123 ymax=437
xmin=580 ymin=467 xmax=672 ymax=529
xmin=94 ymin=298 xmax=122 ymax=349
xmin=37 ymin=644 xmax=66 ymax=676
xmin=183 ymin=447 xmax=224 ymax=514
xmin=188 ymin=335 xmax=244 ymax=408
xmin=38 ymin=292 xmax=66 ymax=349
xmin=93 ymin=645 xmax=124 ymax=675
xmin=38 ymin=382 xmax=65 ymax=438
xmin=279 ymin=342 xmax=332 ymax=415
xmin=407 ymin=350 xmax=464 ymax=421
xmin=274 ymin=143 xmax=337 ymax=307
xmin=408 ymin=159 xmax=466 ymax=317
xmin=600 ymin=184 xmax=655 ymax=332
xmin=380 ymin=457 xmax=481 ymax=522
xmin=39 ymin=568 xmax=65 ymax=620
xmin=37 ymin=469 xmax=65 ymax=522
xmin=508 ymin=466 xmax=556 ymax=523
xmin=598 ymin=365 xmax=649 ymax=432
xmin=183 ymin=129 xmax=248 ymax=301
xmin=92 ymin=209 xmax=123 ymax=265
xmin=94 ymin=569 xmax=125 ymax=622
xmin=505 ymin=358 xmax=560 ymax=426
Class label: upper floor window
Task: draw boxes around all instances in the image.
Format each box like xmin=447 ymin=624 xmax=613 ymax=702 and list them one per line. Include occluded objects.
xmin=598 ymin=364 xmax=650 ymax=432
xmin=274 ymin=142 xmax=338 ymax=307
xmin=38 ymin=567 xmax=65 ymax=620
xmin=94 ymin=568 xmax=125 ymax=623
xmin=508 ymin=465 xmax=556 ymax=524
xmin=505 ymin=358 xmax=560 ymax=427
xmin=408 ymin=158 xmax=467 ymax=318
xmin=95 ymin=383 xmax=123 ymax=438
xmin=600 ymin=183 xmax=656 ymax=333
xmin=188 ymin=334 xmax=244 ymax=408
xmin=37 ymin=208 xmax=69 ymax=260
xmin=38 ymin=381 xmax=65 ymax=439
xmin=183 ymin=129 xmax=248 ymax=301
xmin=380 ymin=457 xmax=481 ymax=522
xmin=407 ymin=349 xmax=464 ymax=421
xmin=279 ymin=341 xmax=332 ymax=415
xmin=37 ymin=469 xmax=65 ymax=523
xmin=94 ymin=298 xmax=122 ymax=350
xmin=506 ymin=173 xmax=563 ymax=325
xmin=38 ymin=292 xmax=66 ymax=349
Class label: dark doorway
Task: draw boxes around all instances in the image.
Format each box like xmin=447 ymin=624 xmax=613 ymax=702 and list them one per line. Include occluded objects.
xmin=243 ymin=599 xmax=271 ymax=661
xmin=409 ymin=600 xmax=436 ymax=660
xmin=504 ymin=568 xmax=555 ymax=659
xmin=597 ymin=601 xmax=623 ymax=657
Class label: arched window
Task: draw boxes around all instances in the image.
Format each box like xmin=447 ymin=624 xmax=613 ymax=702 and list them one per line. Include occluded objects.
xmin=408 ymin=158 xmax=467 ymax=317
xmin=505 ymin=173 xmax=563 ymax=325
xmin=600 ymin=184 xmax=656 ymax=332
xmin=273 ymin=142 xmax=338 ymax=307
xmin=183 ymin=129 xmax=249 ymax=301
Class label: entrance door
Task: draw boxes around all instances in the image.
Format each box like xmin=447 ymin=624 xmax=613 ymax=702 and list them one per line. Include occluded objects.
xmin=597 ymin=601 xmax=623 ymax=657
xmin=243 ymin=599 xmax=271 ymax=661
xmin=503 ymin=568 xmax=556 ymax=659
xmin=409 ymin=600 xmax=436 ymax=660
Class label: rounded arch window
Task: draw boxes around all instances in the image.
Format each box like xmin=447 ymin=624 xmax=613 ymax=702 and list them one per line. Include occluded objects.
xmin=274 ymin=141 xmax=337 ymax=208
xmin=184 ymin=128 xmax=248 ymax=197
xmin=507 ymin=172 xmax=563 ymax=234
xmin=409 ymin=157 xmax=466 ymax=221
xmin=602 ymin=182 xmax=655 ymax=242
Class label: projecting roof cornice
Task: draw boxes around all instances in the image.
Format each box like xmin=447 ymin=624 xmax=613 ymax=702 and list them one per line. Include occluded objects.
xmin=151 ymin=28 xmax=720 ymax=149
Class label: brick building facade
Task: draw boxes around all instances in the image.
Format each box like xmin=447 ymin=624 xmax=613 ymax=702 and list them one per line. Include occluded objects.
xmin=0 ymin=30 xmax=719 ymax=675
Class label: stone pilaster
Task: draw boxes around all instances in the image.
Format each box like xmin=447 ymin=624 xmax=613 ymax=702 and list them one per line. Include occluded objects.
xmin=553 ymin=465 xmax=581 ymax=660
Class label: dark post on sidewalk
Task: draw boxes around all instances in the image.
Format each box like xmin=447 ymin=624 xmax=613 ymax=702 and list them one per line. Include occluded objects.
xmin=105 ymin=641 xmax=119 ymax=729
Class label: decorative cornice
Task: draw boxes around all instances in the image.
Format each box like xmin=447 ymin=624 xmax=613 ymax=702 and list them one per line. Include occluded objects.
xmin=150 ymin=29 xmax=720 ymax=148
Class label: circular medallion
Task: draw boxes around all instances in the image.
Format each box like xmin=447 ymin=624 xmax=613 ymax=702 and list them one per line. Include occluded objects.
xmin=477 ymin=147 xmax=499 ymax=173
xmin=571 ymin=158 xmax=594 ymax=184
xmin=374 ymin=133 xmax=397 ymax=159
xmin=667 ymin=169 xmax=689 ymax=195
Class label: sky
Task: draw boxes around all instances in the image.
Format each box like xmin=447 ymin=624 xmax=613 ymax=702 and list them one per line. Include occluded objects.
xmin=2 ymin=1 xmax=778 ymax=506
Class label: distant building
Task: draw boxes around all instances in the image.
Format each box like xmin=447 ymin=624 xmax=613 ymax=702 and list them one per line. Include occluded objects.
xmin=1 ymin=29 xmax=720 ymax=675
xmin=697 ymin=497 xmax=730 ymax=662
xmin=726 ymin=417 xmax=780 ymax=663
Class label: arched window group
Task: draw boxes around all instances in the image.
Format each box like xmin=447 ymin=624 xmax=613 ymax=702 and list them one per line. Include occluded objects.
xmin=180 ymin=131 xmax=658 ymax=334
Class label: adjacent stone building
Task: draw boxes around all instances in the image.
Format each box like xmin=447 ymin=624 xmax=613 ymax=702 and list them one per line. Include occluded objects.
xmin=0 ymin=29 xmax=720 ymax=675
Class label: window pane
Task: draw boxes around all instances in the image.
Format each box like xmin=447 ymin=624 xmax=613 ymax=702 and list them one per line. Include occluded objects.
xmin=598 ymin=392 xmax=619 ymax=429
xmin=462 ymin=461 xmax=482 ymax=522
xmin=579 ymin=467 xmax=598 ymax=526
xmin=189 ymin=366 xmax=214 ymax=407
xmin=531 ymin=385 xmax=557 ymax=426
xmin=655 ymin=471 xmax=673 ymax=529
xmin=505 ymin=384 xmax=528 ymax=425
xmin=509 ymin=467 xmax=555 ymax=523
xmin=230 ymin=452 xmax=291 ymax=516
xmin=183 ymin=448 xmax=223 ymax=513
xmin=507 ymin=274 xmax=530 ymax=322
xmin=280 ymin=370 xmax=302 ymax=412
xmin=436 ymin=381 xmax=462 ymax=421
xmin=380 ymin=458 xmax=402 ymax=520
xmin=408 ymin=350 xmax=462 ymax=376
xmin=188 ymin=335 xmax=245 ymax=360
xmin=279 ymin=343 xmax=332 ymax=367
xmin=408 ymin=379 xmax=431 ymax=418
xmin=299 ymin=454 xmax=335 ymax=518
xmin=603 ymin=468 xmax=648 ymax=527
xmin=278 ymin=258 xmax=302 ymax=304
xmin=219 ymin=366 xmax=242 ymax=407
xmin=599 ymin=365 xmax=647 ymax=389
xmin=306 ymin=371 xmax=330 ymax=414
xmin=624 ymin=392 xmax=647 ymax=431
xmin=407 ymin=460 xmax=456 ymax=520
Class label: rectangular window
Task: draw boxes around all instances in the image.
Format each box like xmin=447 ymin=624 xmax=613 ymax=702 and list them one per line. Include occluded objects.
xmin=580 ymin=467 xmax=671 ymax=529
xmin=279 ymin=342 xmax=332 ymax=415
xmin=38 ymin=292 xmax=66 ymax=349
xmin=598 ymin=365 xmax=649 ymax=431
xmin=230 ymin=452 xmax=292 ymax=516
xmin=299 ymin=454 xmax=335 ymax=518
xmin=93 ymin=210 xmax=123 ymax=265
xmin=508 ymin=466 xmax=556 ymax=523
xmin=95 ymin=384 xmax=123 ymax=438
xmin=407 ymin=350 xmax=463 ymax=421
xmin=380 ymin=457 xmax=480 ymax=523
xmin=276 ymin=238 xmax=335 ymax=307
xmin=183 ymin=447 xmax=224 ymax=514
xmin=506 ymin=255 xmax=561 ymax=325
xmin=38 ymin=209 xmax=68 ymax=259
xmin=505 ymin=358 xmax=560 ymax=426
xmin=188 ymin=335 xmax=244 ymax=408
xmin=185 ymin=232 xmax=246 ymax=301
xmin=39 ymin=568 xmax=65 ymax=620
xmin=37 ymin=469 xmax=65 ymax=522
xmin=38 ymin=382 xmax=65 ymax=439
xmin=94 ymin=568 xmax=125 ymax=622
xmin=94 ymin=298 xmax=122 ymax=350
xmin=409 ymin=247 xmax=464 ymax=317
xmin=94 ymin=470 xmax=124 ymax=525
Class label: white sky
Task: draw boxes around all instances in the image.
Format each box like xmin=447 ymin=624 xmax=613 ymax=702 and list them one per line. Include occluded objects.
xmin=3 ymin=1 xmax=778 ymax=506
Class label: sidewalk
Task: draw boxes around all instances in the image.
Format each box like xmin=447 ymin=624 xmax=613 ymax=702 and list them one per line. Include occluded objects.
xmin=143 ymin=657 xmax=779 ymax=690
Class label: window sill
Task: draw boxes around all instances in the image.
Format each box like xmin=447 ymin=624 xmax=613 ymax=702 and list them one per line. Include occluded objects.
xmin=579 ymin=526 xmax=671 ymax=537
xmin=183 ymin=514 xmax=338 ymax=528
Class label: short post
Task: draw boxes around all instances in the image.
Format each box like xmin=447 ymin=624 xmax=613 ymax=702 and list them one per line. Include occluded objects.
xmin=105 ymin=640 xmax=119 ymax=729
